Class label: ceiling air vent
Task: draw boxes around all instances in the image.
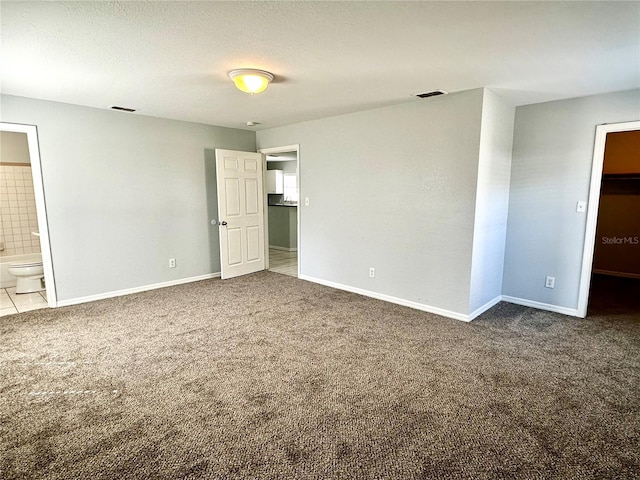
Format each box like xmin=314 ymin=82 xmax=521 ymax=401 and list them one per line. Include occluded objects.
xmin=110 ymin=105 xmax=136 ymax=112
xmin=415 ymin=90 xmax=448 ymax=99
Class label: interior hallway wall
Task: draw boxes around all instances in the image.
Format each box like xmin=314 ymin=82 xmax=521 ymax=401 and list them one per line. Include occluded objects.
xmin=503 ymin=89 xmax=640 ymax=312
xmin=0 ymin=95 xmax=255 ymax=302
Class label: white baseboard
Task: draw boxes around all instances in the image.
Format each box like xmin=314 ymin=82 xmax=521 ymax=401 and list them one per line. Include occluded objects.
xmin=299 ymin=274 xmax=474 ymax=322
xmin=269 ymin=245 xmax=298 ymax=252
xmin=501 ymin=295 xmax=581 ymax=317
xmin=55 ymin=271 xmax=582 ymax=321
xmin=468 ymin=295 xmax=503 ymax=321
xmin=57 ymin=273 xmax=221 ymax=308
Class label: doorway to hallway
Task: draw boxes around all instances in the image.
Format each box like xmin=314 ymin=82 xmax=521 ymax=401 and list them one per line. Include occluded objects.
xmin=259 ymin=145 xmax=300 ymax=279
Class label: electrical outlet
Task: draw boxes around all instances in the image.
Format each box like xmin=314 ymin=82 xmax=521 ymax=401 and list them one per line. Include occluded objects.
xmin=169 ymin=258 xmax=176 ymax=268
xmin=545 ymin=276 xmax=555 ymax=289
xmin=369 ymin=267 xmax=375 ymax=278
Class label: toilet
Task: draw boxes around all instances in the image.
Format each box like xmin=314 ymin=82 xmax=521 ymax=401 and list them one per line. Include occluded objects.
xmin=8 ymin=253 xmax=45 ymax=294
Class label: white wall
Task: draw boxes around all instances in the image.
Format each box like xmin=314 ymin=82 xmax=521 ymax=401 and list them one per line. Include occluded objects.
xmin=0 ymin=95 xmax=255 ymax=302
xmin=258 ymin=89 xmax=486 ymax=317
xmin=503 ymin=89 xmax=640 ymax=311
xmin=469 ymin=90 xmax=515 ymax=313
xmin=0 ymin=131 xmax=30 ymax=164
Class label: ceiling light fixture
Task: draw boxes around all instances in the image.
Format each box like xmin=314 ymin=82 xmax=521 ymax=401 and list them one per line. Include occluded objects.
xmin=228 ymin=69 xmax=274 ymax=94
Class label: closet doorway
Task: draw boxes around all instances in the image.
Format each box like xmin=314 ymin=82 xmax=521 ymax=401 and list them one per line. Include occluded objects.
xmin=579 ymin=122 xmax=640 ymax=316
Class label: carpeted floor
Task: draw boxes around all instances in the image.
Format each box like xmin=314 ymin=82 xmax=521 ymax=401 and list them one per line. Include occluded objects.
xmin=1 ymin=271 xmax=638 ymax=479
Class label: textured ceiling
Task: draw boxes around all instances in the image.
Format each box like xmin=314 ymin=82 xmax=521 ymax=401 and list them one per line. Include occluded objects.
xmin=1 ymin=1 xmax=639 ymax=130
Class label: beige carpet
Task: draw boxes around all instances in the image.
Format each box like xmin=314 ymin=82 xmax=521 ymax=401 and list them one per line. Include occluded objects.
xmin=1 ymin=271 xmax=638 ymax=479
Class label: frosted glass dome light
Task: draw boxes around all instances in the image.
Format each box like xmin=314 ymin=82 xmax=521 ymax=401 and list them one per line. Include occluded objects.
xmin=228 ymin=69 xmax=274 ymax=94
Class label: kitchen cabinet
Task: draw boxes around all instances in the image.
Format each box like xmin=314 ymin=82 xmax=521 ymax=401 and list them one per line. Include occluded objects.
xmin=266 ymin=170 xmax=283 ymax=194
xmin=268 ymin=205 xmax=297 ymax=250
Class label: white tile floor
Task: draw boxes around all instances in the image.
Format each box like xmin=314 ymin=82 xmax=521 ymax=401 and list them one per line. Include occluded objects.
xmin=268 ymin=248 xmax=298 ymax=277
xmin=0 ymin=287 xmax=48 ymax=316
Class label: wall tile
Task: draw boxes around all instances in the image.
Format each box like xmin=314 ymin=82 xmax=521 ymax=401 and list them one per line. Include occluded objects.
xmin=0 ymin=165 xmax=40 ymax=257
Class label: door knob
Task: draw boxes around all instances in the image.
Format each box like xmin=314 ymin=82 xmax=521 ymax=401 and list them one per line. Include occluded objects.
xmin=220 ymin=221 xmax=228 ymax=226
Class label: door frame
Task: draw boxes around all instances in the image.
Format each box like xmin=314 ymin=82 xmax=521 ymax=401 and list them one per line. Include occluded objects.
xmin=1 ymin=122 xmax=57 ymax=307
xmin=577 ymin=120 xmax=639 ymax=317
xmin=258 ymin=144 xmax=300 ymax=277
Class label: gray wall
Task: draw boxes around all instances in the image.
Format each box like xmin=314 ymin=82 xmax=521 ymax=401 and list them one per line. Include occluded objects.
xmin=0 ymin=95 xmax=255 ymax=302
xmin=258 ymin=89 xmax=485 ymax=315
xmin=468 ymin=90 xmax=515 ymax=312
xmin=0 ymin=131 xmax=30 ymax=164
xmin=503 ymin=89 xmax=640 ymax=309
xmin=5 ymin=87 xmax=630 ymax=315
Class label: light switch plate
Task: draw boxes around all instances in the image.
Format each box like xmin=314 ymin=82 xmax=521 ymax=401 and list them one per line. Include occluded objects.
xmin=304 ymin=197 xmax=310 ymax=206
xmin=576 ymin=201 xmax=587 ymax=213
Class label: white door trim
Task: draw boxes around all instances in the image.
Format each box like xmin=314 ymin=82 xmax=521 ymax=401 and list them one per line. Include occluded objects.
xmin=258 ymin=144 xmax=300 ymax=278
xmin=577 ymin=120 xmax=640 ymax=317
xmin=1 ymin=122 xmax=57 ymax=307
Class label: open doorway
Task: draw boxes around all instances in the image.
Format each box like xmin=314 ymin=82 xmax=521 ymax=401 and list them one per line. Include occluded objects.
xmin=258 ymin=145 xmax=299 ymax=278
xmin=0 ymin=123 xmax=57 ymax=313
xmin=578 ymin=122 xmax=640 ymax=316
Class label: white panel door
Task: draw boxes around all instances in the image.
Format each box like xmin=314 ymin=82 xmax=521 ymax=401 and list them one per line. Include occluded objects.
xmin=215 ymin=149 xmax=265 ymax=279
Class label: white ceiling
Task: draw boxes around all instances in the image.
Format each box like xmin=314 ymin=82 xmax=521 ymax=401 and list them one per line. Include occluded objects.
xmin=1 ymin=1 xmax=638 ymax=130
